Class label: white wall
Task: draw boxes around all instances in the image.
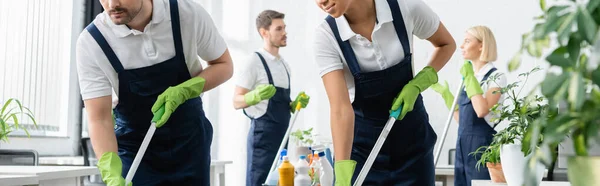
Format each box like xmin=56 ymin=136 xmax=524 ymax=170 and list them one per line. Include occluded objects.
xmin=202 ymin=0 xmax=552 ymax=185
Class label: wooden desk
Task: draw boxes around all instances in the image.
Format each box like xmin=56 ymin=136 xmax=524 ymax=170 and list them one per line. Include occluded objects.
xmin=0 ymin=174 xmax=38 ymax=186
xmin=0 ymin=166 xmax=98 ymax=186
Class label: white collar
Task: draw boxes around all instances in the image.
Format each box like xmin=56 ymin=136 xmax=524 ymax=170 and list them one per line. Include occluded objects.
xmin=476 ymin=62 xmax=495 ymax=78
xmin=258 ymin=48 xmax=282 ymax=61
xmin=105 ymin=0 xmax=168 ymax=38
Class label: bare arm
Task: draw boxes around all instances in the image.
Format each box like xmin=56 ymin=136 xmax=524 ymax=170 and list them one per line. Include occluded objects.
xmin=453 ymin=110 xmax=459 ymax=123
xmin=425 ymin=22 xmax=456 ymax=72
xmin=470 ymin=87 xmax=502 ymax=118
xmin=84 ymin=96 xmax=117 ymax=159
xmin=233 ymin=86 xmax=251 ymax=109
xmin=322 ymin=70 xmax=355 ymax=161
xmin=197 ymin=49 xmax=233 ymax=92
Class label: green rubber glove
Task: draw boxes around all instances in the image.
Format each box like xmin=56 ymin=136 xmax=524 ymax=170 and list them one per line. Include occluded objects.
xmin=430 ymin=80 xmax=457 ymax=111
xmin=460 ymin=61 xmax=483 ymax=98
xmin=97 ymin=152 xmax=132 ymax=186
xmin=151 ymin=77 xmax=205 ymax=127
xmin=244 ymin=84 xmax=276 ymax=106
xmin=391 ymin=66 xmax=438 ymax=120
xmin=334 ymin=160 xmax=356 ymax=186
xmin=290 ymin=92 xmax=310 ymax=113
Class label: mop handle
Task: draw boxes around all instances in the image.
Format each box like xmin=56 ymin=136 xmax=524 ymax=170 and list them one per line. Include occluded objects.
xmin=353 ymin=106 xmax=402 ymax=186
xmin=433 ymin=78 xmax=464 ymax=166
xmin=264 ymin=94 xmax=306 ymax=183
xmin=125 ymin=106 xmax=165 ymax=185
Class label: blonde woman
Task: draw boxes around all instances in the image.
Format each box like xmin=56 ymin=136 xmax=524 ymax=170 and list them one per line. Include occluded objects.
xmin=431 ymin=25 xmax=506 ymax=186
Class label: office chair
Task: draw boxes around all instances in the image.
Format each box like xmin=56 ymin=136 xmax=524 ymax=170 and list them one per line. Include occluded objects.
xmin=0 ymin=149 xmax=39 ymax=166
xmin=449 ymin=149 xmax=456 ymax=165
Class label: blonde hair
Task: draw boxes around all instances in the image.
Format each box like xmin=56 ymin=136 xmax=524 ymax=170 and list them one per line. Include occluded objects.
xmin=466 ymin=26 xmax=497 ymax=62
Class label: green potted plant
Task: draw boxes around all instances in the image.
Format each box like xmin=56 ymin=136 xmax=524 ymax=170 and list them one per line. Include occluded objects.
xmin=511 ymin=0 xmax=600 ymax=185
xmin=472 ymin=67 xmax=548 ymax=185
xmin=288 ymin=127 xmax=317 ymax=162
xmin=471 ymin=138 xmax=505 ymax=183
xmin=0 ymin=98 xmax=37 ymax=143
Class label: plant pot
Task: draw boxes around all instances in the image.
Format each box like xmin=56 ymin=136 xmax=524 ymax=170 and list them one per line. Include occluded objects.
xmin=287 ymin=140 xmax=311 ymax=163
xmin=500 ymin=144 xmax=544 ymax=186
xmin=567 ymin=156 xmax=600 ymax=186
xmin=486 ymin=162 xmax=506 ymax=183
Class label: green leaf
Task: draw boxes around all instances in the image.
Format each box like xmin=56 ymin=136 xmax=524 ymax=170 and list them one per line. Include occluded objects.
xmin=567 ymin=34 xmax=582 ymax=62
xmin=544 ymin=6 xmax=570 ymax=34
xmin=558 ymin=12 xmax=577 ymax=45
xmin=539 ymin=0 xmax=546 ymax=11
xmin=590 ymin=0 xmax=600 ymax=12
xmin=587 ymin=119 xmax=600 ymax=146
xmin=25 ymin=113 xmax=37 ymax=126
xmin=592 ymin=6 xmax=600 ymax=25
xmin=1 ymin=98 xmax=14 ymax=117
xmin=579 ymin=54 xmax=588 ymax=74
xmin=527 ymin=40 xmax=543 ymax=57
xmin=545 ymin=47 xmax=572 ymax=68
xmin=2 ymin=108 xmax=17 ymax=121
xmin=593 ymin=67 xmax=600 ymax=87
xmin=543 ymin=115 xmax=578 ymax=143
xmin=578 ymin=6 xmax=599 ymax=44
xmin=508 ymin=52 xmax=522 ymax=72
xmin=568 ymin=73 xmax=585 ymax=110
xmin=533 ymin=23 xmax=547 ymax=39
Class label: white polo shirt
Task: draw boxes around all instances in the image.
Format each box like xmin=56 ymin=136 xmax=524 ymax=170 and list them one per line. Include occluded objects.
xmin=475 ymin=63 xmax=507 ymax=127
xmin=76 ymin=0 xmax=227 ymax=100
xmin=313 ymin=0 xmax=440 ymax=102
xmin=236 ymin=48 xmax=291 ymax=118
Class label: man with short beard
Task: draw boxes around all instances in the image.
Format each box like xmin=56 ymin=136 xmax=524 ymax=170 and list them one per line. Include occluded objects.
xmin=232 ymin=10 xmax=310 ymax=186
xmin=75 ymin=0 xmax=233 ymax=185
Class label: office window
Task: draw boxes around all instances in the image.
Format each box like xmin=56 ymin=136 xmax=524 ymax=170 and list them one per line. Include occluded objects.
xmin=0 ymin=0 xmax=75 ymax=137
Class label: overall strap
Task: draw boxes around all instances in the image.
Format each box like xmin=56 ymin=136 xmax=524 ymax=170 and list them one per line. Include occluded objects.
xmin=325 ymin=16 xmax=362 ymax=77
xmin=386 ymin=0 xmax=411 ymax=57
xmin=85 ymin=24 xmax=125 ymax=73
xmin=169 ymin=0 xmax=185 ymax=59
xmin=255 ymin=52 xmax=274 ymax=84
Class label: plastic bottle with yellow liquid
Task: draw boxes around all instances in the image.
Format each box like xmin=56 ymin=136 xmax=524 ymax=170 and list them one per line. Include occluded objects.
xmin=278 ymin=156 xmax=294 ymax=186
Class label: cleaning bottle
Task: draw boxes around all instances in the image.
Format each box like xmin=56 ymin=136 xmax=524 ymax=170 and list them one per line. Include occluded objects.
xmin=317 ymin=151 xmax=334 ymax=186
xmin=295 ymin=155 xmax=311 ymax=186
xmin=266 ymin=149 xmax=287 ymax=185
xmin=310 ymin=152 xmax=322 ymax=186
xmin=279 ymin=156 xmax=294 ymax=186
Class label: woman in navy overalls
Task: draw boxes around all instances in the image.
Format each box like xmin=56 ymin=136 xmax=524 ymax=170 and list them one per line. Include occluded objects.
xmin=431 ymin=26 xmax=505 ymax=186
xmin=312 ymin=0 xmax=456 ymax=185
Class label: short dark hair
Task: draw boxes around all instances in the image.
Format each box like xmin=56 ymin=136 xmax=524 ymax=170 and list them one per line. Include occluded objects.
xmin=256 ymin=10 xmax=285 ymax=34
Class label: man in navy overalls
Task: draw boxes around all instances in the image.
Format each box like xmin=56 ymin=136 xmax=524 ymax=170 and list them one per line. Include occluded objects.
xmin=75 ymin=0 xmax=233 ymax=185
xmin=324 ymin=0 xmax=445 ymax=185
xmin=232 ymin=10 xmax=310 ymax=186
